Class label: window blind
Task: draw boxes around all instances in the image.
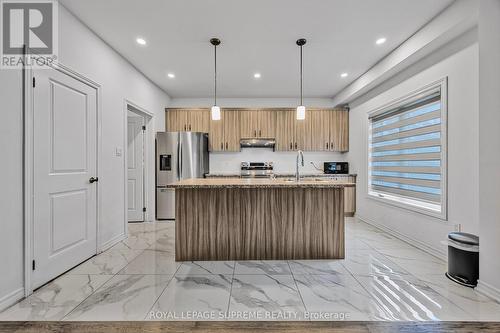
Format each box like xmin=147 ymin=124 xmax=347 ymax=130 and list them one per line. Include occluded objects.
xmin=369 ymin=89 xmax=443 ymax=209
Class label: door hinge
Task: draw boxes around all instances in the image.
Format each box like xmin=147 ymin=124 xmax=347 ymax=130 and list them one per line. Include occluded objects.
xmin=143 ymin=207 xmax=146 ymax=212
xmin=142 ymin=125 xmax=146 ymax=131
xmin=32 ymin=77 xmax=36 ymax=88
xmin=32 ymin=260 xmax=36 ymax=270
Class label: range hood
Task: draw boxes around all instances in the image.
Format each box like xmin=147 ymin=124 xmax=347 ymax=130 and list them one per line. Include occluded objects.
xmin=240 ymin=138 xmax=276 ymax=150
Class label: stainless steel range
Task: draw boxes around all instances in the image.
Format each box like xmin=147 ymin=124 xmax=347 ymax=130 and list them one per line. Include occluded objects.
xmin=240 ymin=162 xmax=274 ymax=178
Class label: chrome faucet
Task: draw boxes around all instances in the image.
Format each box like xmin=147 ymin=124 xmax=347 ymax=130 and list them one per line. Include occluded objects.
xmin=296 ymin=150 xmax=304 ymax=181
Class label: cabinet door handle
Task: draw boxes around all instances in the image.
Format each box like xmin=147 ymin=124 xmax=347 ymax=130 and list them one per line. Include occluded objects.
xmin=254 ymin=130 xmax=257 ymax=137
xmin=295 ymin=142 xmax=298 ymax=150
xmin=259 ymin=129 xmax=261 ymax=137
xmin=326 ymin=142 xmax=329 ymax=149
xmin=221 ymin=142 xmax=224 ymax=150
xmin=330 ymin=142 xmax=334 ymax=150
xmin=226 ymin=142 xmax=228 ymax=150
xmin=189 ymin=124 xmax=191 ymax=131
xmin=289 ymin=142 xmax=292 ymax=150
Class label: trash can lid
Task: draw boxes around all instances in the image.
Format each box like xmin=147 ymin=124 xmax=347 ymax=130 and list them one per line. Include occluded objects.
xmin=448 ymin=232 xmax=479 ymax=246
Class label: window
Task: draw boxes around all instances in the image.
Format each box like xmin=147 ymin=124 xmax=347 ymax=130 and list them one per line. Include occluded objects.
xmin=368 ymin=79 xmax=447 ymax=219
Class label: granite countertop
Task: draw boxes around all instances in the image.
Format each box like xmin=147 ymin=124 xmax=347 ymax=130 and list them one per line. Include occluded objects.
xmin=205 ymin=173 xmax=357 ymax=178
xmin=166 ymin=178 xmax=356 ymax=189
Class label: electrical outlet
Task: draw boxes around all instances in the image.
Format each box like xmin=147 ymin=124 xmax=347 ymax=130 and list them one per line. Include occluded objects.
xmin=115 ymin=147 xmax=122 ymax=157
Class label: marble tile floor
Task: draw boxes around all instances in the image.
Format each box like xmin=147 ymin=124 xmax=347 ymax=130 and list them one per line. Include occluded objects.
xmin=1 ymin=218 xmax=499 ymax=322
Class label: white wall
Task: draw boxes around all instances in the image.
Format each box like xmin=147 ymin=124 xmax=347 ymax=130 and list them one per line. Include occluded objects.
xmin=0 ymin=5 xmax=170 ymax=310
xmin=169 ymin=97 xmax=348 ymax=174
xmin=210 ymin=149 xmax=347 ymax=174
xmin=348 ymin=35 xmax=479 ymax=258
xmin=477 ymin=0 xmax=500 ymax=302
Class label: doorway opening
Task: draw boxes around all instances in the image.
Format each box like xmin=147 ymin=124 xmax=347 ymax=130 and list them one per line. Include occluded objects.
xmin=125 ymin=103 xmax=153 ymax=224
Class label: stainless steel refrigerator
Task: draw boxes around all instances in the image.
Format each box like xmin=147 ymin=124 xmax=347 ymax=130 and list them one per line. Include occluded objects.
xmin=156 ymin=132 xmax=209 ymax=219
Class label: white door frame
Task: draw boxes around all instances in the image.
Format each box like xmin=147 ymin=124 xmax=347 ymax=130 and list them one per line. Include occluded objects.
xmin=123 ymin=100 xmax=154 ymax=232
xmin=23 ymin=61 xmax=102 ymax=296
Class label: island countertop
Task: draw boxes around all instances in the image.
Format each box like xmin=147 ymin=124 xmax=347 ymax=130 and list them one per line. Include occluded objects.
xmin=166 ymin=178 xmax=356 ymax=189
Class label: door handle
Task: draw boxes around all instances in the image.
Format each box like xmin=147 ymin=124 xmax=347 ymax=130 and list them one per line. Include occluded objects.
xmin=295 ymin=142 xmax=298 ymax=150
xmin=226 ymin=142 xmax=228 ymax=150
xmin=254 ymin=130 xmax=256 ymax=137
xmin=89 ymin=177 xmax=98 ymax=183
xmin=330 ymin=142 xmax=334 ymax=150
xmin=221 ymin=142 xmax=223 ymax=150
xmin=326 ymin=142 xmax=329 ymax=149
xmin=189 ymin=124 xmax=191 ymax=131
xmin=289 ymin=142 xmax=292 ymax=150
xmin=184 ymin=124 xmax=186 ymax=131
xmin=259 ymin=129 xmax=261 ymax=137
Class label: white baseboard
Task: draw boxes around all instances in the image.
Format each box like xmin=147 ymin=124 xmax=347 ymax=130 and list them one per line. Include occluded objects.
xmin=476 ymin=280 xmax=500 ymax=303
xmin=356 ymin=214 xmax=447 ymax=261
xmin=98 ymin=232 xmax=126 ymax=253
xmin=0 ymin=288 xmax=24 ymax=312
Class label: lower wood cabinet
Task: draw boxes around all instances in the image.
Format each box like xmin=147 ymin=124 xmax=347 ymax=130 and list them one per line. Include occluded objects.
xmin=166 ymin=107 xmax=348 ymax=152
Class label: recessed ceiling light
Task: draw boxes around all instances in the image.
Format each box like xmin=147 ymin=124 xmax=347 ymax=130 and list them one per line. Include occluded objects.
xmin=376 ymin=37 xmax=387 ymax=45
xmin=340 ymin=73 xmax=348 ymax=78
xmin=167 ymin=73 xmax=175 ymax=78
xmin=254 ymin=73 xmax=261 ymax=79
xmin=136 ymin=37 xmax=147 ymax=46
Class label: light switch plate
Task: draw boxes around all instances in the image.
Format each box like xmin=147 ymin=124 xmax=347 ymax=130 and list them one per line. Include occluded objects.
xmin=115 ymin=147 xmax=122 ymax=157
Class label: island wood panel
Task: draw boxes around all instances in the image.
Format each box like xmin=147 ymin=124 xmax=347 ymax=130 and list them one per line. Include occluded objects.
xmin=175 ymin=186 xmax=345 ymax=261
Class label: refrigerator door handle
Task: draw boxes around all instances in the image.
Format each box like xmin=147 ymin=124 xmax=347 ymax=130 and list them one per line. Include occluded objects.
xmin=177 ymin=138 xmax=182 ymax=180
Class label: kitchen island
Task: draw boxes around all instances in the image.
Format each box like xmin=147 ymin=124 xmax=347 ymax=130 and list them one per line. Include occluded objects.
xmin=166 ymin=178 xmax=354 ymax=261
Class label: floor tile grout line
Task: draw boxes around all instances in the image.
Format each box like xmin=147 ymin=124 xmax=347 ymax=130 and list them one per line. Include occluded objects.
xmin=142 ymin=265 xmax=180 ymax=320
xmin=61 ymin=239 xmax=146 ymax=320
xmin=61 ymin=229 xmax=157 ymax=321
xmin=60 ymin=273 xmax=116 ymax=321
xmin=287 ymin=260 xmax=308 ymax=313
xmin=226 ymin=262 xmax=236 ymax=314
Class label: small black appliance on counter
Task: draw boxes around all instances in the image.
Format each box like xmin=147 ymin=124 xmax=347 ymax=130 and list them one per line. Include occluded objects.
xmin=324 ymin=162 xmax=349 ymax=174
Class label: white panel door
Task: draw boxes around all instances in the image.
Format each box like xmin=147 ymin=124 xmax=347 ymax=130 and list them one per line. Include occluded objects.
xmin=33 ymin=68 xmax=97 ymax=289
xmin=127 ymin=114 xmax=144 ymax=222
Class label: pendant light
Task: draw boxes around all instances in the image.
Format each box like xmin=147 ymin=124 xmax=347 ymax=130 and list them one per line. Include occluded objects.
xmin=296 ymin=38 xmax=306 ymax=120
xmin=210 ymin=38 xmax=221 ymax=120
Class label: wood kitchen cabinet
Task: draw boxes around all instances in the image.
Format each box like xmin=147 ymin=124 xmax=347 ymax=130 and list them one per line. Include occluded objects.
xmin=209 ymin=109 xmax=240 ymax=152
xmin=329 ymin=110 xmax=349 ymax=152
xmin=166 ymin=108 xmax=209 ymax=133
xmin=166 ymin=107 xmax=348 ymax=152
xmin=239 ymin=110 xmax=276 ymax=138
xmin=309 ymin=109 xmax=330 ymax=151
xmin=275 ymin=109 xmax=296 ymax=151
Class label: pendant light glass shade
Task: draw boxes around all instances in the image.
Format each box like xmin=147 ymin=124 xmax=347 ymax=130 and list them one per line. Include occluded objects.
xmin=211 ymin=105 xmax=221 ymax=120
xmin=296 ymin=105 xmax=306 ymax=120
xmin=210 ymin=38 xmax=221 ymax=120
xmin=296 ymin=38 xmax=307 ymax=120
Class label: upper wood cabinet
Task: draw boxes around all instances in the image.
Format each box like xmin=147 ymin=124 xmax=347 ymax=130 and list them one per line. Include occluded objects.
xmin=329 ymin=110 xmax=349 ymax=152
xmin=166 ymin=107 xmax=348 ymax=152
xmin=166 ymin=108 xmax=209 ymax=133
xmin=275 ymin=109 xmax=296 ymax=151
xmin=239 ymin=110 xmax=276 ymax=138
xmin=209 ymin=109 xmax=241 ymax=152
xmin=309 ymin=110 xmax=330 ymax=151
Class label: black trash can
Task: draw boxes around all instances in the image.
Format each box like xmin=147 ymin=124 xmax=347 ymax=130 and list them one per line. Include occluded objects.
xmin=445 ymin=232 xmax=479 ymax=288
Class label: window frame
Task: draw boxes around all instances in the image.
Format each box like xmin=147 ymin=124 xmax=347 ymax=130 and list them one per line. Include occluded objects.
xmin=367 ymin=78 xmax=448 ymax=220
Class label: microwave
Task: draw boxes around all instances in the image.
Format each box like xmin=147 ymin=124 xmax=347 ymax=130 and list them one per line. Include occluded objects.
xmin=324 ymin=162 xmax=349 ymax=174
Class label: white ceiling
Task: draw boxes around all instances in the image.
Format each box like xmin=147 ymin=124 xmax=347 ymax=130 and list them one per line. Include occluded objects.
xmin=60 ymin=0 xmax=454 ymax=98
